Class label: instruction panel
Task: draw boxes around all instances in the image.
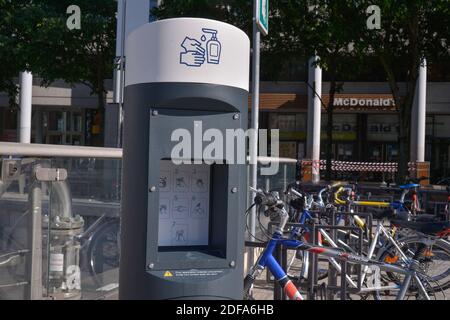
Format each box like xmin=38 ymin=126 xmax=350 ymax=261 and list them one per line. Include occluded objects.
xmin=158 ymin=161 xmax=210 ymax=246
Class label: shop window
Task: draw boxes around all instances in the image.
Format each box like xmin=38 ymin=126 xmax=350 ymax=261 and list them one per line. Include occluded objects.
xmin=434 ymin=115 xmax=450 ymax=138
xmin=279 ymin=141 xmax=297 ymax=159
xmin=43 ymin=109 xmax=85 ymax=145
xmin=367 ymin=114 xmax=399 ymax=142
xmin=321 ymin=114 xmax=357 ymax=141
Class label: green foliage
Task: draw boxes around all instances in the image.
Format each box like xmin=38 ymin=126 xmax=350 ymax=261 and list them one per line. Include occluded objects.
xmin=31 ymin=1 xmax=116 ymax=95
xmin=153 ymin=0 xmax=310 ymax=80
xmin=0 ymin=0 xmax=116 ymax=108
xmin=0 ymin=0 xmax=33 ymax=108
xmin=354 ymin=0 xmax=449 ymax=180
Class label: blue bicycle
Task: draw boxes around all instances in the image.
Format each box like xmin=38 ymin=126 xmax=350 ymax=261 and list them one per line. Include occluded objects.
xmin=243 ymin=187 xmax=450 ymax=300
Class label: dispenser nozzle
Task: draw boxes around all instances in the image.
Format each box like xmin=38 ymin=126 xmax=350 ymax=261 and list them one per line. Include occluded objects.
xmin=202 ymin=28 xmax=218 ymax=38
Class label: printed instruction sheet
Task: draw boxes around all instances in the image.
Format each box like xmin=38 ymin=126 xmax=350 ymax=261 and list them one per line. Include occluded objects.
xmin=158 ymin=161 xmax=210 ymax=246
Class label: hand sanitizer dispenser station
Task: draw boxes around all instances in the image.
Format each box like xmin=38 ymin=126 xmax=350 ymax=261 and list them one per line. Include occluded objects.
xmin=119 ymin=18 xmax=250 ymax=299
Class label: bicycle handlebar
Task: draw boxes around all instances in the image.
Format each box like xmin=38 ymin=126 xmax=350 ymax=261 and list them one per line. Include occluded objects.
xmin=249 ymin=187 xmax=279 ymax=207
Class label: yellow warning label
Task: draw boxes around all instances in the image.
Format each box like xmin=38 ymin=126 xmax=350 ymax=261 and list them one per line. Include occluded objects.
xmin=164 ymin=271 xmax=173 ymax=277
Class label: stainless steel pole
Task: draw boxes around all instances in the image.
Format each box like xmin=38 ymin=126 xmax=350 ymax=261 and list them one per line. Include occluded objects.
xmin=411 ymin=59 xmax=427 ymax=162
xmin=306 ymin=56 xmax=322 ymax=184
xmin=19 ymin=71 xmax=33 ymax=144
xmin=116 ymin=0 xmax=127 ymax=148
xmin=26 ymin=168 xmax=43 ymax=300
xmin=250 ymin=0 xmax=261 ymax=240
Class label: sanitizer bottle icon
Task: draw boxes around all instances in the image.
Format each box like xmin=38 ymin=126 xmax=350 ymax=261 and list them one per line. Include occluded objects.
xmin=202 ymin=28 xmax=221 ymax=64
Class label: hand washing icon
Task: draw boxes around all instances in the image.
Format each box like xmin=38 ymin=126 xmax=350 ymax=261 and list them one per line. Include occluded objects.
xmin=180 ymin=28 xmax=221 ymax=67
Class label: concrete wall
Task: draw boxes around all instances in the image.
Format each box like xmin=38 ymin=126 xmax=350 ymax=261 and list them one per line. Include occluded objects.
xmin=0 ymin=78 xmax=114 ymax=109
xmin=1 ymin=80 xmax=449 ymax=113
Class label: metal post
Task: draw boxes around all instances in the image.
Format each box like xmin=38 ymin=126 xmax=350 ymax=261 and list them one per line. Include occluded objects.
xmin=249 ymin=0 xmax=261 ymax=265
xmin=308 ymin=223 xmax=318 ymax=300
xmin=26 ymin=168 xmax=43 ymax=300
xmin=19 ymin=71 xmax=33 ymax=143
xmin=114 ymin=0 xmax=127 ymax=148
xmin=274 ymin=244 xmax=283 ymax=300
xmin=411 ymin=59 xmax=427 ymax=162
xmin=306 ymin=56 xmax=322 ymax=184
xmin=327 ymin=209 xmax=337 ymax=300
xmin=340 ymin=260 xmax=347 ymax=300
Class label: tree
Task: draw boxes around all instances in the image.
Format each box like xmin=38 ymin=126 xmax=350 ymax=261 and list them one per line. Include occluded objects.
xmin=154 ymin=0 xmax=450 ymax=185
xmin=0 ymin=1 xmax=116 ymax=145
xmin=0 ymin=0 xmax=39 ymax=109
xmin=356 ymin=0 xmax=450 ymax=182
xmin=302 ymin=1 xmax=367 ymax=181
xmin=153 ymin=0 xmax=310 ymax=81
xmin=30 ymin=0 xmax=116 ymax=145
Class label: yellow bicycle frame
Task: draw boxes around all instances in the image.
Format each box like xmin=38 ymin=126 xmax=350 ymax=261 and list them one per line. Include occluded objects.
xmin=334 ymin=187 xmax=391 ymax=208
xmin=333 ymin=186 xmax=392 ymax=230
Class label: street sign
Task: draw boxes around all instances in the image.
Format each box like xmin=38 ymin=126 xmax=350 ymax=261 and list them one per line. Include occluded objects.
xmin=256 ymin=0 xmax=269 ymax=36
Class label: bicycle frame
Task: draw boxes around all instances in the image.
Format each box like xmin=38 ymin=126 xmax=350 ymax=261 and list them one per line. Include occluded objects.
xmin=246 ymin=187 xmax=432 ymax=300
xmin=248 ymin=228 xmax=431 ymax=300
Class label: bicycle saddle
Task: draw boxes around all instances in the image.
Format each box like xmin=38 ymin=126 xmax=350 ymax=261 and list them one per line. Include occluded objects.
xmin=399 ymin=183 xmax=420 ymax=189
xmin=391 ymin=214 xmax=450 ymax=237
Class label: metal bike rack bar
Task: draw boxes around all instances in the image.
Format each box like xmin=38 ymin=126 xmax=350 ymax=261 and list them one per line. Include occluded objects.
xmin=265 ymin=220 xmax=363 ymax=301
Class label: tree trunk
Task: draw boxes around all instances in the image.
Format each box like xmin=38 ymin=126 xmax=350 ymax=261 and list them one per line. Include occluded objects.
xmin=396 ymin=88 xmax=416 ymax=184
xmin=397 ymin=108 xmax=410 ymax=184
xmin=379 ymin=55 xmax=419 ymax=184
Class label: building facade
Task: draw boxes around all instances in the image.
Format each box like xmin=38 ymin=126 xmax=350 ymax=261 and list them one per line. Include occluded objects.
xmin=1 ymin=80 xmax=449 ymax=181
xmin=256 ymin=82 xmax=450 ymax=182
xmin=0 ymin=79 xmax=117 ymax=147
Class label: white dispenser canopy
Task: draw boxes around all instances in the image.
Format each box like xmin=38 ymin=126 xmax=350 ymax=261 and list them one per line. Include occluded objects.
xmin=125 ymin=18 xmax=250 ymax=91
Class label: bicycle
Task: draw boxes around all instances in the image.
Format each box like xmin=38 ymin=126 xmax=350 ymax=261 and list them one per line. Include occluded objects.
xmin=332 ymin=181 xmax=450 ymax=293
xmin=244 ymin=187 xmax=450 ymax=300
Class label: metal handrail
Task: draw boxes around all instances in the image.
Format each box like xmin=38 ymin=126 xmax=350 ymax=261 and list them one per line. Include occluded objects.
xmin=255 ymin=156 xmax=297 ymax=164
xmin=0 ymin=142 xmax=298 ymax=164
xmin=0 ymin=142 xmax=122 ymax=159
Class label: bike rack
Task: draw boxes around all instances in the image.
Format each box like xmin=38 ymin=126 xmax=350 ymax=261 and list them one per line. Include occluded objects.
xmin=264 ymin=214 xmax=365 ymax=301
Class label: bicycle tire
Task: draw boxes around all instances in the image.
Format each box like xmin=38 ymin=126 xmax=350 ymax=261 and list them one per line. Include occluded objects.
xmin=85 ymin=220 xmax=120 ymax=287
xmin=378 ymin=237 xmax=450 ymax=292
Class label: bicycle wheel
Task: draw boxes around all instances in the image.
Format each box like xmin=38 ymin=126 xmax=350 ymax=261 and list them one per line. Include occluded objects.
xmin=86 ymin=220 xmax=120 ymax=287
xmin=378 ymin=237 xmax=450 ymax=292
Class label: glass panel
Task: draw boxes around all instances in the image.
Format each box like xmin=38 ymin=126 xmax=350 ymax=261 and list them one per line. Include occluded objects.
xmin=48 ymin=135 xmax=63 ymax=145
xmin=65 ymin=112 xmax=71 ymax=132
xmin=50 ymin=158 xmax=121 ymax=299
xmin=0 ymin=159 xmax=51 ymax=300
xmin=257 ymin=163 xmax=297 ymax=194
xmin=0 ymin=156 xmax=121 ymax=300
xmin=71 ymin=135 xmax=82 ymax=146
xmin=73 ymin=113 xmax=83 ymax=133
xmin=367 ymin=114 xmax=399 ymax=141
xmin=279 ymin=141 xmax=297 ymax=159
xmin=321 ymin=114 xmax=357 ymax=140
xmin=250 ymin=162 xmax=297 ymax=240
xmin=434 ymin=115 xmax=450 ymax=138
xmin=48 ymin=111 xmax=65 ymax=132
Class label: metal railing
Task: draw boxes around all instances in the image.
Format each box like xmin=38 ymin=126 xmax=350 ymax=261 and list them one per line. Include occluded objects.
xmin=0 ymin=142 xmax=122 ymax=159
xmin=1 ymin=143 xmax=122 ymax=300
